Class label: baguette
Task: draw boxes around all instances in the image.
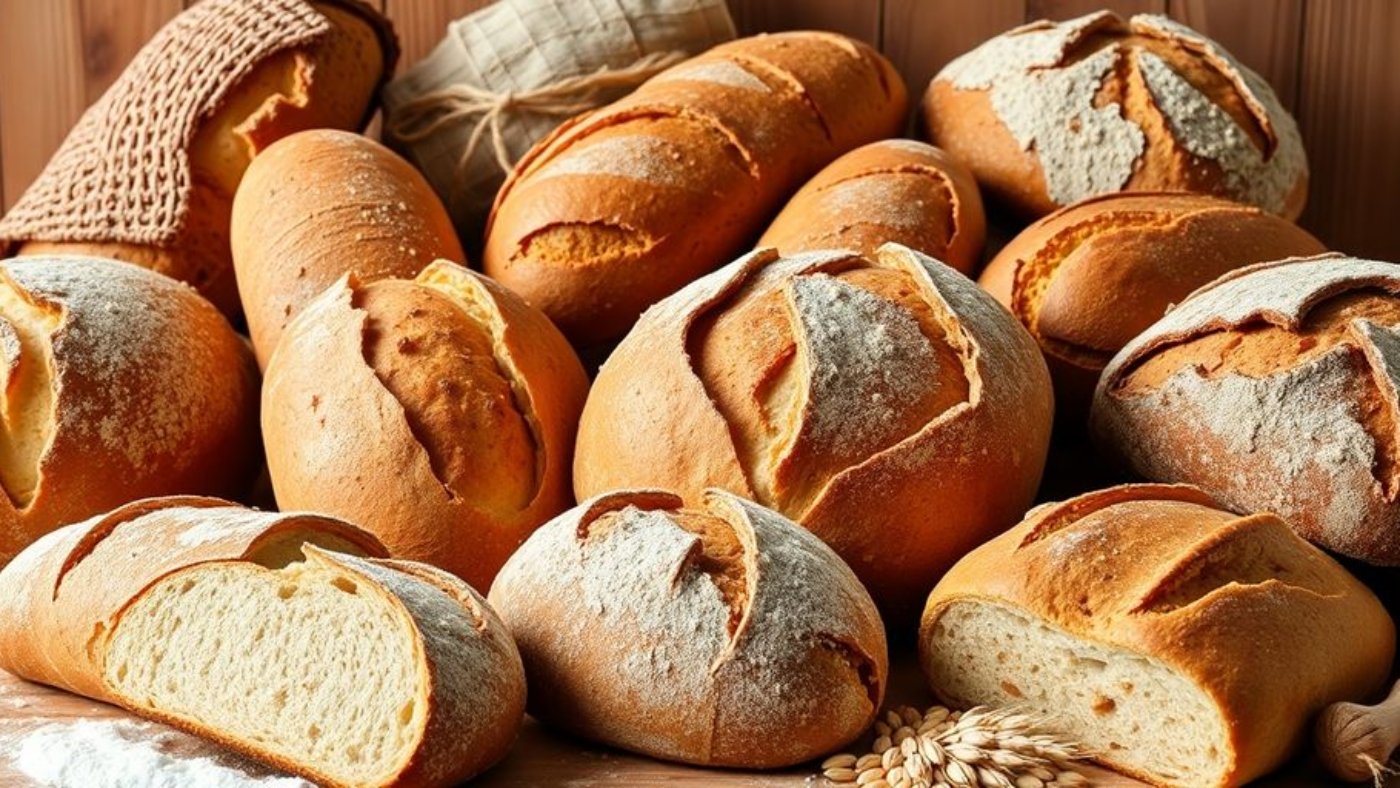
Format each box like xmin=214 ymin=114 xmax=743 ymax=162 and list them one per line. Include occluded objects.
xmin=919 ymin=484 xmax=1395 ymax=787
xmin=0 ymin=497 xmax=526 ymax=787
xmin=484 ymin=31 xmax=907 ymax=345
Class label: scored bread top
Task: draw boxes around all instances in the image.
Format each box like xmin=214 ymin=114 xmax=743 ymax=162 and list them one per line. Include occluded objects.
xmin=0 ymin=496 xmax=388 ymax=701
xmin=921 ymin=483 xmax=1396 ymax=786
xmin=757 ymin=139 xmax=986 ymax=275
xmin=925 ymin=11 xmax=1306 ymax=217
xmin=488 ymin=488 xmax=886 ymax=768
xmin=484 ymin=30 xmax=907 ymax=344
xmin=1093 ymin=255 xmax=1400 ymax=563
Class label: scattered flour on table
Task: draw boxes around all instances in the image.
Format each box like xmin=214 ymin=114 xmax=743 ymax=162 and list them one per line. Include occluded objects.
xmin=3 ymin=719 xmax=312 ymax=788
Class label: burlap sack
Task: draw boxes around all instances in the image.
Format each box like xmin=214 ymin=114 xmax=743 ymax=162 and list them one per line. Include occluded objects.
xmin=383 ymin=0 xmax=736 ymax=249
xmin=0 ymin=0 xmax=389 ymax=253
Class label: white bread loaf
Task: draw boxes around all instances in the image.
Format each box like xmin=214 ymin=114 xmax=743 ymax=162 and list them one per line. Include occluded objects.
xmin=0 ymin=497 xmax=526 ymax=787
xmin=920 ymin=484 xmax=1395 ymax=787
xmin=488 ymin=488 xmax=887 ymax=768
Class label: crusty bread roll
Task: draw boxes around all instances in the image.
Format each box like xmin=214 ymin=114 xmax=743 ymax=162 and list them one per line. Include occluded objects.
xmin=0 ymin=496 xmax=525 ymax=787
xmin=980 ymin=192 xmax=1326 ymax=417
xmin=483 ymin=31 xmax=907 ymax=345
xmin=0 ymin=256 xmax=259 ymax=567
xmin=919 ymin=484 xmax=1395 ymax=788
xmin=231 ymin=129 xmax=465 ymax=367
xmin=262 ymin=260 xmax=589 ymax=590
xmin=758 ymin=139 xmax=985 ymax=275
xmin=489 ymin=488 xmax=886 ymax=768
xmin=574 ymin=243 xmax=1053 ymax=617
xmin=922 ymin=11 xmax=1307 ymax=220
xmin=1092 ymin=255 xmax=1400 ymax=566
xmin=7 ymin=0 xmax=395 ymax=317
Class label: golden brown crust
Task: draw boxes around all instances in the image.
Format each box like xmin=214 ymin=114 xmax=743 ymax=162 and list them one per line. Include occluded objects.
xmin=575 ymin=244 xmax=1053 ymax=618
xmin=263 ymin=261 xmax=589 ymax=591
xmin=232 ymin=129 xmax=463 ymax=367
xmin=979 ymin=192 xmax=1325 ymax=417
xmin=483 ymin=31 xmax=907 ymax=345
xmin=919 ymin=483 xmax=1396 ymax=786
xmin=757 ymin=139 xmax=985 ymax=275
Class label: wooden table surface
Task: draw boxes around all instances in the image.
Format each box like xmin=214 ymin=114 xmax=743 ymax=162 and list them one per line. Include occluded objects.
xmin=0 ymin=657 xmax=1376 ymax=787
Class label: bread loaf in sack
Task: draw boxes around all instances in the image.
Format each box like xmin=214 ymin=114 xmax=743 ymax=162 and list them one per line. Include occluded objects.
xmin=757 ymin=139 xmax=985 ymax=276
xmin=919 ymin=483 xmax=1395 ymax=787
xmin=383 ymin=0 xmax=736 ymax=246
xmin=232 ymin=129 xmax=465 ymax=367
xmin=980 ymin=192 xmax=1326 ymax=419
xmin=0 ymin=256 xmax=259 ymax=568
xmin=574 ymin=243 xmax=1053 ymax=618
xmin=0 ymin=496 xmax=526 ymax=787
xmin=922 ymin=11 xmax=1307 ymax=220
xmin=0 ymin=0 xmax=396 ymax=317
xmin=1092 ymin=254 xmax=1400 ymax=566
xmin=484 ymin=31 xmax=908 ymax=345
xmin=489 ymin=488 xmax=886 ymax=768
xmin=262 ymin=260 xmax=589 ymax=590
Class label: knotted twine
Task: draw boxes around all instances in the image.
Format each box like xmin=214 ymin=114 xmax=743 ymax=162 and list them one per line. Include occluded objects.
xmin=388 ymin=49 xmax=687 ymax=178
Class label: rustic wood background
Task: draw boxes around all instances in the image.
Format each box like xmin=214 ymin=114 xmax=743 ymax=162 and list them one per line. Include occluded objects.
xmin=0 ymin=0 xmax=1397 ymax=260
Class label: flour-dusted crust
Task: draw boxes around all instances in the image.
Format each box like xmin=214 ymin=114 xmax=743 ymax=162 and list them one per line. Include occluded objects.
xmin=923 ymin=12 xmax=1308 ymax=219
xmin=0 ymin=256 xmax=260 ymax=567
xmin=1092 ymin=255 xmax=1400 ymax=564
xmin=919 ymin=484 xmax=1395 ymax=787
xmin=575 ymin=243 xmax=1053 ymax=617
xmin=488 ymin=488 xmax=887 ymax=768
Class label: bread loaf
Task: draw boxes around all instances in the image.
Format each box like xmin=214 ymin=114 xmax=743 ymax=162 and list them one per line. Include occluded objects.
xmin=488 ymin=488 xmax=887 ymax=768
xmin=919 ymin=484 xmax=1395 ymax=787
xmin=231 ymin=129 xmax=464 ymax=367
xmin=0 ymin=256 xmax=259 ymax=568
xmin=758 ymin=139 xmax=985 ymax=275
xmin=980 ymin=192 xmax=1326 ymax=417
xmin=0 ymin=497 xmax=525 ymax=787
xmin=1092 ymin=254 xmax=1400 ymax=565
xmin=574 ymin=243 xmax=1053 ymax=617
xmin=262 ymin=260 xmax=589 ymax=590
xmin=922 ymin=12 xmax=1307 ymax=219
xmin=2 ymin=0 xmax=396 ymax=317
xmin=483 ymin=31 xmax=908 ymax=345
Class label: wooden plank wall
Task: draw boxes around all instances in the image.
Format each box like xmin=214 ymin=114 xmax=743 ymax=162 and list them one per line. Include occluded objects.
xmin=0 ymin=0 xmax=1397 ymax=259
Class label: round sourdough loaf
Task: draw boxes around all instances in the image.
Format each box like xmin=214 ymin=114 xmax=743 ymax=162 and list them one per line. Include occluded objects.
xmin=261 ymin=260 xmax=589 ymax=590
xmin=921 ymin=11 xmax=1307 ymax=220
xmin=1092 ymin=255 xmax=1400 ymax=565
xmin=919 ymin=484 xmax=1395 ymax=787
xmin=0 ymin=256 xmax=260 ymax=567
xmin=232 ymin=129 xmax=464 ymax=367
xmin=488 ymin=488 xmax=887 ymax=768
xmin=483 ymin=31 xmax=907 ymax=346
xmin=574 ymin=243 xmax=1053 ymax=617
xmin=10 ymin=0 xmax=395 ymax=317
xmin=757 ymin=139 xmax=985 ymax=275
xmin=980 ymin=192 xmax=1326 ymax=418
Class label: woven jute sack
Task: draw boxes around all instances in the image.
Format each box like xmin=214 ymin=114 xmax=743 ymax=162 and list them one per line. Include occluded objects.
xmin=0 ymin=0 xmax=396 ymax=316
xmin=383 ymin=0 xmax=736 ymax=249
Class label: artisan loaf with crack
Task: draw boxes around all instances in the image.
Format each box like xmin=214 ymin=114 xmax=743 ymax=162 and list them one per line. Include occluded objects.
xmin=0 ymin=496 xmax=526 ymax=788
xmin=0 ymin=256 xmax=259 ymax=568
xmin=488 ymin=488 xmax=887 ymax=768
xmin=980 ymin=192 xmax=1326 ymax=418
xmin=573 ymin=243 xmax=1053 ymax=618
xmin=922 ymin=11 xmax=1307 ymax=219
xmin=231 ymin=129 xmax=465 ymax=367
xmin=483 ymin=31 xmax=907 ymax=345
xmin=261 ymin=260 xmax=589 ymax=590
xmin=758 ymin=139 xmax=985 ymax=276
xmin=1 ymin=0 xmax=396 ymax=317
xmin=1092 ymin=254 xmax=1400 ymax=565
xmin=919 ymin=483 xmax=1395 ymax=787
